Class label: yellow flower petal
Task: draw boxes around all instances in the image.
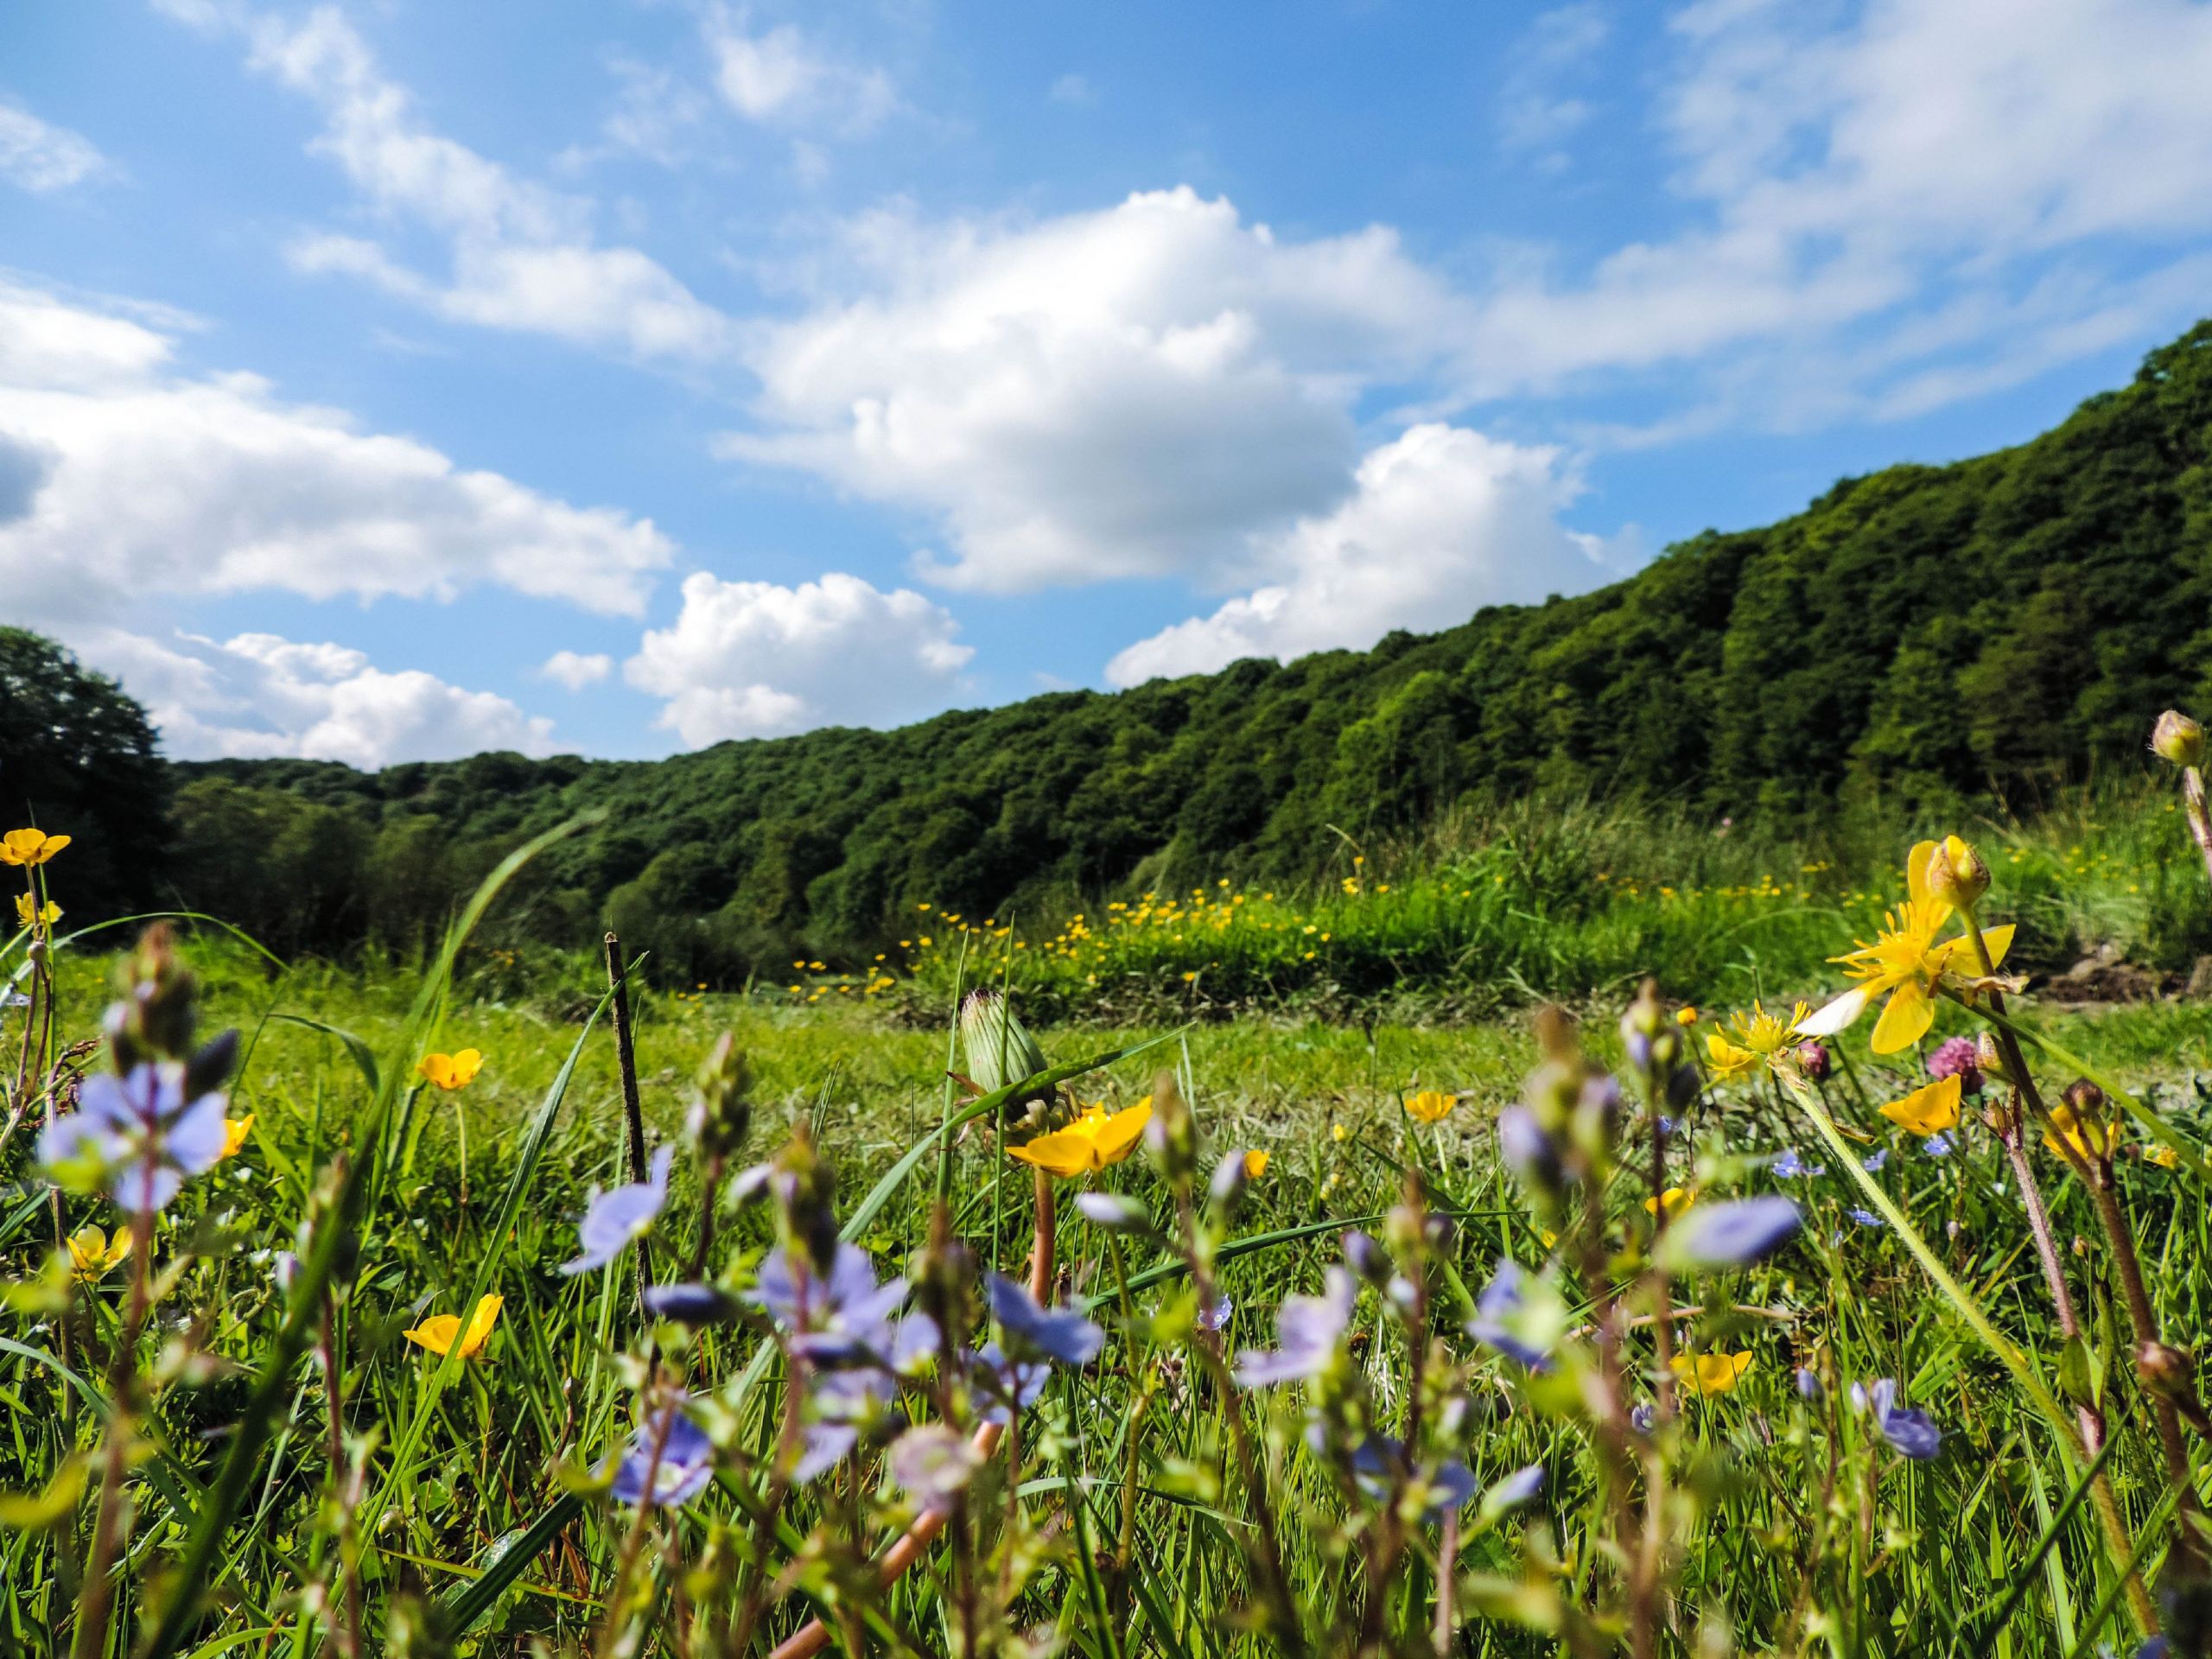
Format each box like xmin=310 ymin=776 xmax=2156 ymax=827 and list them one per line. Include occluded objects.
xmin=1404 ymin=1090 xmax=1455 ymax=1124
xmin=1870 ymin=980 xmax=1936 ymax=1054
xmin=220 ymin=1115 xmax=256 ymax=1159
xmin=1670 ymin=1351 xmax=1753 ymax=1395
xmin=406 ymin=1294 xmax=503 ymax=1360
xmin=1879 ymin=1075 xmax=1961 ymax=1137
xmin=1643 ymin=1186 xmax=1696 ymax=1220
xmin=1089 ymin=1102 xmax=1153 ymax=1166
xmin=1243 ymin=1148 xmax=1269 ymax=1179
xmin=404 ymin=1314 xmax=461 ymax=1356
xmin=1006 ymin=1128 xmax=1095 ymax=1179
xmin=1905 ymin=839 xmax=1939 ymax=903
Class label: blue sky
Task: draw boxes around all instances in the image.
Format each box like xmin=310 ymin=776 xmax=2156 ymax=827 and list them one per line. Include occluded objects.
xmin=6 ymin=0 xmax=2212 ymax=766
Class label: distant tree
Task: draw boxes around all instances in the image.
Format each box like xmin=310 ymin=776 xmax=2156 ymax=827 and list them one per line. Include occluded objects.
xmin=0 ymin=627 xmax=168 ymax=918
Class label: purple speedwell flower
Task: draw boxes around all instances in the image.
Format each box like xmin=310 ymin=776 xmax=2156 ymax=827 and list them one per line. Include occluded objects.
xmin=610 ymin=1404 xmax=715 ymax=1507
xmin=1197 ymin=1293 xmax=1234 ymax=1332
xmin=1466 ymin=1258 xmax=1554 ymax=1372
xmin=1848 ymin=1207 xmax=1885 ymax=1230
xmin=1853 ymin=1378 xmax=1942 ymax=1461
xmin=1861 ymin=1148 xmax=1889 ymax=1173
xmin=1342 ymin=1431 xmax=1477 ymax=1520
xmin=987 ymin=1272 xmax=1103 ymax=1367
xmin=1235 ymin=1268 xmax=1355 ymax=1387
xmin=1923 ymin=1132 xmax=1955 ymax=1158
xmin=1795 ymin=1366 xmax=1822 ymax=1401
xmin=561 ymin=1145 xmax=674 ymax=1275
xmin=1771 ymin=1147 xmax=1825 ymax=1179
xmin=1480 ymin=1463 xmax=1546 ymax=1517
xmin=42 ymin=1062 xmax=227 ymax=1212
xmin=1658 ymin=1197 xmax=1802 ymax=1271
xmin=1629 ymin=1403 xmax=1656 ymax=1433
xmin=751 ymin=1243 xmax=910 ymax=1365
xmin=971 ymin=1341 xmax=1051 ymax=1426
xmin=1927 ymin=1036 xmax=1983 ymax=1096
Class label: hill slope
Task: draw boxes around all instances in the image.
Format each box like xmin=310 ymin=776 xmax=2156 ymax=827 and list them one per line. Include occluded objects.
xmin=162 ymin=322 xmax=2212 ymax=969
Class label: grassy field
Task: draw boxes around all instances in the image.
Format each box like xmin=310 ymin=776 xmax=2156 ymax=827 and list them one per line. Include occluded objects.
xmin=8 ymin=797 xmax=2212 ymax=1657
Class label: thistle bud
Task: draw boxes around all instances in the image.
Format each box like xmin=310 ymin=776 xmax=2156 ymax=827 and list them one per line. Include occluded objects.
xmin=687 ymin=1033 xmax=753 ymax=1160
xmin=1923 ymin=836 xmax=1990 ymax=910
xmin=2152 ymin=709 xmax=2206 ymax=768
xmin=958 ymin=989 xmax=1048 ymax=1097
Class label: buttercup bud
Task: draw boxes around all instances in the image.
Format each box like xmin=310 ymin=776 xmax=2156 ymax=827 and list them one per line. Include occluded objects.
xmin=1974 ymin=1033 xmax=2012 ymax=1087
xmin=1923 ymin=835 xmax=1991 ymax=910
xmin=2152 ymin=709 xmax=2206 ymax=768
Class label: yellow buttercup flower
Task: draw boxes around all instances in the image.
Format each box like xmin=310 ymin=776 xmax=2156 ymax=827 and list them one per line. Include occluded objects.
xmin=1404 ymin=1090 xmax=1456 ymax=1124
xmin=1644 ymin=1186 xmax=1696 ymax=1221
xmin=1007 ymin=1099 xmax=1153 ymax=1179
xmin=1675 ymin=1007 xmax=1699 ymax=1027
xmin=1879 ymin=1075 xmax=1961 ymax=1138
xmin=1243 ymin=1148 xmax=1270 ymax=1179
xmin=1671 ymin=1351 xmax=1753 ymax=1395
xmin=1704 ymin=1001 xmax=1810 ymax=1082
xmin=1799 ymin=840 xmax=2015 ymax=1054
xmin=1331 ymin=1122 xmax=1350 ymax=1143
xmin=2044 ymin=1102 xmax=2120 ymax=1166
xmin=13 ymin=893 xmax=60 ymax=930
xmin=2145 ymin=1143 xmax=2180 ymax=1169
xmin=0 ymin=829 xmax=69 ymax=867
xmin=220 ymin=1115 xmax=256 ymax=1158
xmin=67 ymin=1224 xmax=131 ymax=1281
xmin=404 ymin=1294 xmax=504 ymax=1360
xmin=418 ymin=1049 xmax=484 ymax=1091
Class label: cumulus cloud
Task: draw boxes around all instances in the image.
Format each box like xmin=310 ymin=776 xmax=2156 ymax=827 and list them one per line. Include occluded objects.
xmin=539 ymin=649 xmax=613 ymax=690
xmin=0 ymin=278 xmax=672 ymax=626
xmin=1106 ymin=424 xmax=1623 ymax=685
xmin=727 ymin=188 xmax=1469 ymax=594
xmin=0 ymin=101 xmax=112 ymax=193
xmin=162 ymin=3 xmax=732 ymax=359
xmin=626 ymin=570 xmax=972 ymax=746
xmin=87 ymin=626 xmax=553 ymax=766
xmin=704 ymin=8 xmax=895 ymax=133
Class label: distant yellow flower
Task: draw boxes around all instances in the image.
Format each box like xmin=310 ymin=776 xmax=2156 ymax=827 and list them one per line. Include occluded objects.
xmin=1331 ymin=1122 xmax=1350 ymax=1143
xmin=0 ymin=829 xmax=69 ymax=867
xmin=404 ymin=1294 xmax=504 ymax=1360
xmin=1705 ymin=1001 xmax=1810 ymax=1081
xmin=2044 ymin=1102 xmax=2120 ymax=1166
xmin=1675 ymin=1007 xmax=1699 ymax=1026
xmin=13 ymin=893 xmax=59 ymax=929
xmin=1007 ymin=1099 xmax=1153 ymax=1179
xmin=219 ymin=1115 xmax=256 ymax=1158
xmin=1879 ymin=1075 xmax=1961 ymax=1138
xmin=1243 ymin=1148 xmax=1270 ymax=1179
xmin=2145 ymin=1143 xmax=2180 ymax=1169
xmin=1644 ymin=1186 xmax=1696 ymax=1221
xmin=1671 ymin=1351 xmax=1753 ymax=1395
xmin=1404 ymin=1090 xmax=1455 ymax=1124
xmin=417 ymin=1049 xmax=483 ymax=1090
xmin=67 ymin=1224 xmax=131 ymax=1281
xmin=1799 ymin=841 xmax=2015 ymax=1054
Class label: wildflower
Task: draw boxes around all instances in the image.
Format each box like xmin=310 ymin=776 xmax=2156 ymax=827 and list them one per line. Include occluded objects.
xmin=1927 ymin=1036 xmax=1983 ymax=1096
xmin=1235 ymin=1268 xmax=1355 ymax=1387
xmin=1798 ymin=841 xmax=2016 ymax=1053
xmin=1853 ymin=1378 xmax=1942 ymax=1460
xmin=988 ymin=1271 xmax=1103 ymax=1367
xmin=1197 ymin=1294 xmax=1234 ymax=1332
xmin=67 ymin=1224 xmax=131 ymax=1281
xmin=1795 ymin=1039 xmax=1832 ymax=1081
xmin=889 ymin=1424 xmax=983 ymax=1510
xmin=1795 ymin=1367 xmax=1822 ymax=1401
xmin=1331 ymin=1122 xmax=1350 ymax=1143
xmin=642 ymin=1282 xmax=739 ymax=1325
xmin=971 ymin=1344 xmax=1051 ymax=1426
xmin=1629 ymin=1402 xmax=1656 ymax=1433
xmin=1404 ymin=1090 xmax=1455 ymax=1124
xmin=2145 ymin=1143 xmax=2180 ymax=1169
xmin=1466 ymin=1259 xmax=1560 ymax=1372
xmin=404 ymin=1294 xmax=504 ymax=1361
xmin=1879 ymin=1075 xmax=1961 ymax=1138
xmin=417 ymin=1049 xmax=483 ymax=1091
xmin=1337 ymin=1430 xmax=1478 ymax=1519
xmin=219 ymin=1115 xmax=255 ymax=1159
xmin=561 ymin=1145 xmax=674 ymax=1275
xmin=2152 ymin=710 xmax=2205 ymax=767
xmin=1243 ymin=1148 xmax=1270 ymax=1179
xmin=1643 ymin=1186 xmax=1696 ymax=1221
xmin=14 ymin=893 xmax=59 ymax=929
xmin=1670 ymin=1351 xmax=1753 ymax=1395
xmin=1920 ymin=834 xmax=1990 ymax=910
xmin=1847 ymin=1208 xmax=1885 ymax=1229
xmin=751 ymin=1243 xmax=912 ymax=1366
xmin=1658 ymin=1197 xmax=1802 ymax=1271
xmin=1923 ymin=1132 xmax=1955 ymax=1157
xmin=1704 ymin=1001 xmax=1810 ymax=1082
xmin=42 ymin=1062 xmax=229 ymax=1212
xmin=1861 ymin=1148 xmax=1889 ymax=1172
xmin=1479 ymin=1463 xmax=1546 ymax=1516
xmin=1771 ymin=1148 xmax=1824 ymax=1179
xmin=1675 ymin=1007 xmax=1699 ymax=1026
xmin=0 ymin=829 xmax=70 ymax=866
xmin=1007 ymin=1099 xmax=1151 ymax=1179
xmin=1076 ymin=1191 xmax=1154 ymax=1233
xmin=2044 ymin=1081 xmax=2120 ymax=1166
xmin=609 ymin=1405 xmax=715 ymax=1507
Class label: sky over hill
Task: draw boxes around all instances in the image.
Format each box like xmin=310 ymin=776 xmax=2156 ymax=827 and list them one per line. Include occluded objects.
xmin=7 ymin=0 xmax=2212 ymax=765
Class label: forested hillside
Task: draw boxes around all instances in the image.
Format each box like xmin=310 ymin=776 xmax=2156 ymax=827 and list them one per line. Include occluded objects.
xmin=18 ymin=322 xmax=2212 ymax=973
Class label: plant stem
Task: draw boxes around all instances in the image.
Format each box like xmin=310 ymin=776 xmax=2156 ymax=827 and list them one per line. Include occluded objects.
xmin=603 ymin=932 xmax=652 ymax=1312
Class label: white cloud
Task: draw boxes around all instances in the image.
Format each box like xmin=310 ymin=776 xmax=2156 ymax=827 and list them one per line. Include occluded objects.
xmin=0 ymin=279 xmax=673 ymax=626
xmin=704 ymin=8 xmax=895 ymax=133
xmin=86 ymin=626 xmax=553 ymax=766
xmin=539 ymin=649 xmax=613 ymax=690
xmin=1049 ymin=73 xmax=1096 ymax=107
xmin=626 ymin=570 xmax=972 ymax=746
xmin=1496 ymin=5 xmax=1610 ymax=168
xmin=163 ymin=3 xmax=733 ymax=359
xmin=1107 ymin=424 xmax=1622 ymax=685
xmin=1460 ymin=0 xmax=2212 ymax=409
xmin=0 ymin=101 xmax=112 ymax=193
xmin=727 ymin=188 xmax=1470 ymax=593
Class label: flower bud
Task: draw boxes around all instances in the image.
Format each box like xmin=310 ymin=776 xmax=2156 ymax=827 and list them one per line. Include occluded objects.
xmin=1923 ymin=835 xmax=1990 ymax=910
xmin=1206 ymin=1150 xmax=1249 ymax=1216
xmin=1341 ymin=1229 xmax=1390 ymax=1283
xmin=958 ymin=990 xmax=1047 ymax=1097
xmin=1141 ymin=1073 xmax=1198 ymax=1187
xmin=184 ymin=1029 xmax=239 ymax=1103
xmin=2136 ymin=1339 xmax=2196 ymax=1398
xmin=687 ymin=1033 xmax=753 ymax=1160
xmin=1794 ymin=1039 xmax=1831 ymax=1081
xmin=1974 ymin=1033 xmax=2012 ymax=1087
xmin=2152 ymin=709 xmax=2206 ymax=768
xmin=1076 ymin=1191 xmax=1154 ymax=1234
